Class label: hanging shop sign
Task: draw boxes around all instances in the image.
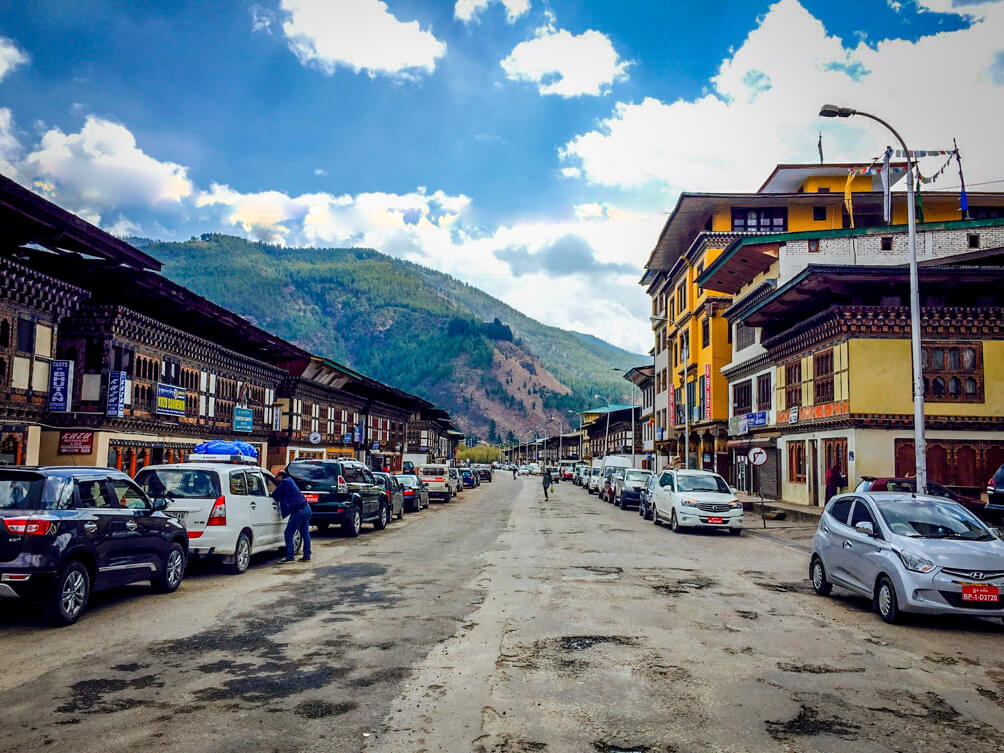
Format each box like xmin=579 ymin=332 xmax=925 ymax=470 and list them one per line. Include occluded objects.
xmin=156 ymin=383 xmax=187 ymax=417
xmin=106 ymin=371 xmax=127 ymax=418
xmin=58 ymin=431 xmax=94 ymax=455
xmin=704 ymin=364 xmax=712 ymax=420
xmin=233 ymin=406 xmax=254 ymax=433
xmin=48 ymin=360 xmax=74 ymax=413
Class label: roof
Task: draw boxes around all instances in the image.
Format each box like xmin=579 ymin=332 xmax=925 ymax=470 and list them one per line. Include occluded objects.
xmin=622 ymin=365 xmax=654 ymax=387
xmin=579 ymin=403 xmax=636 ymax=415
xmin=757 ymin=163 xmax=907 ymax=193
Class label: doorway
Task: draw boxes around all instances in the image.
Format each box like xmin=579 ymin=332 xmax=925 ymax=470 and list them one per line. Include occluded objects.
xmin=809 ymin=440 xmax=819 ymax=506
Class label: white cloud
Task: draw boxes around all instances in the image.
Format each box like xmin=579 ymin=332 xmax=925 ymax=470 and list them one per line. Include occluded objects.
xmin=0 ymin=107 xmax=21 ymax=175
xmin=279 ymin=0 xmax=446 ymax=79
xmin=501 ymin=26 xmax=629 ymax=97
xmin=18 ymin=116 xmax=193 ymax=223
xmin=313 ymin=167 xmax=328 ymax=176
xmin=560 ymin=0 xmax=1004 ymax=192
xmin=455 ymin=0 xmax=530 ymax=24
xmin=0 ymin=35 xmax=28 ymax=82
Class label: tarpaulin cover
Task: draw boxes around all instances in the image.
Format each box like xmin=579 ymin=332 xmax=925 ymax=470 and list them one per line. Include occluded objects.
xmin=192 ymin=440 xmax=259 ymax=459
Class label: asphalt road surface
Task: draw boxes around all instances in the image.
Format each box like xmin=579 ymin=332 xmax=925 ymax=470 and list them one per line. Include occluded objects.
xmin=1 ymin=476 xmax=1002 ymax=753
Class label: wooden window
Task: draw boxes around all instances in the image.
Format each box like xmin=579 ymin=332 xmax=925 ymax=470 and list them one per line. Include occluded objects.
xmin=785 ymin=362 xmax=802 ymax=409
xmin=16 ymin=319 xmax=34 ymax=353
xmin=757 ymin=373 xmax=772 ymax=411
xmin=735 ymin=323 xmax=755 ymax=350
xmin=788 ymin=441 xmax=806 ymax=483
xmin=731 ymin=208 xmax=787 ymax=232
xmin=0 ymin=319 xmax=9 ymax=349
xmin=813 ymin=349 xmax=834 ymax=404
xmin=922 ymin=342 xmax=983 ymax=402
xmin=732 ymin=379 xmax=752 ymax=415
xmin=823 ymin=438 xmax=848 ymax=480
xmin=701 ymin=317 xmax=710 ymax=349
xmin=807 ymin=239 xmax=820 ymax=253
xmin=677 ymin=283 xmax=687 ymax=311
xmin=812 ymin=206 xmax=826 ymax=221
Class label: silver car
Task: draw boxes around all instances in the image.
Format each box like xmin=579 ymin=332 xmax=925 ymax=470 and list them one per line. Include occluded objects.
xmin=811 ymin=492 xmax=1004 ymax=624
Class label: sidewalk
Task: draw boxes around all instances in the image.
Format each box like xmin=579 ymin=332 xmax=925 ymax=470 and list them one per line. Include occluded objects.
xmin=736 ymin=493 xmax=823 ymax=524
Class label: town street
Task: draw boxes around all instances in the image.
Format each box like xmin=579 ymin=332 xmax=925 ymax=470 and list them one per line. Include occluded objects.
xmin=1 ymin=477 xmax=1002 ymax=753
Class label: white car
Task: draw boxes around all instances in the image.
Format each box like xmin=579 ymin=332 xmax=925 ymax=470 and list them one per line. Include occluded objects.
xmin=650 ymin=469 xmax=743 ymax=535
xmin=517 ymin=465 xmax=529 ymax=475
xmin=448 ymin=467 xmax=463 ymax=495
xmin=587 ymin=468 xmax=603 ymax=494
xmin=528 ymin=463 xmax=541 ymax=475
xmin=419 ymin=464 xmax=452 ymax=502
xmin=135 ymin=455 xmax=301 ymax=574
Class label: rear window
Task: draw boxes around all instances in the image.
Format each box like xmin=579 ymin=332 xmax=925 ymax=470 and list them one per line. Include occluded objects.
xmin=420 ymin=466 xmax=447 ymax=477
xmin=395 ymin=475 xmax=420 ymax=487
xmin=626 ymin=471 xmax=650 ymax=482
xmin=288 ymin=462 xmax=341 ymax=481
xmin=136 ymin=468 xmax=221 ymax=499
xmin=0 ymin=471 xmax=47 ymax=510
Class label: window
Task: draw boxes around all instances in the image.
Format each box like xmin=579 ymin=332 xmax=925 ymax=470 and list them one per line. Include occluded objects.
xmin=732 ymin=380 xmax=752 ymax=415
xmin=788 ymin=442 xmax=806 ymax=483
xmin=813 ymin=349 xmax=834 ymax=403
xmin=849 ymin=500 xmax=876 ymax=529
xmin=245 ymin=472 xmax=267 ymax=497
xmin=828 ymin=497 xmax=852 ymax=524
xmin=823 ymin=438 xmax=848 ymax=482
xmin=16 ymin=319 xmax=34 ymax=353
xmin=922 ymin=342 xmax=983 ymax=402
xmin=701 ymin=317 xmax=710 ymax=348
xmin=85 ymin=339 xmax=104 ymax=370
xmin=880 ymin=236 xmax=893 ymax=251
xmin=735 ymin=323 xmax=755 ymax=351
xmin=0 ymin=319 xmax=9 ymax=349
xmin=75 ymin=479 xmax=116 ymax=508
xmin=676 ymin=283 xmax=687 ymax=311
xmin=757 ymin=374 xmax=771 ymax=411
xmin=807 ymin=239 xmax=820 ymax=253
xmin=785 ymin=362 xmax=802 ymax=408
xmin=108 ymin=478 xmax=150 ymax=510
xmin=229 ymin=472 xmax=249 ymax=496
xmin=731 ymin=207 xmax=787 ymax=233
xmin=967 ymin=233 xmax=980 ymax=249
xmin=812 ymin=206 xmax=827 ymax=222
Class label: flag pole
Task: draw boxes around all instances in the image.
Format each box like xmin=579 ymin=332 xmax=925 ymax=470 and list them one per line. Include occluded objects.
xmin=953 ymin=138 xmax=969 ymax=220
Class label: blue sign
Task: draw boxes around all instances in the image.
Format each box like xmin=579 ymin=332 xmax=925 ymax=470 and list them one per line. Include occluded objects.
xmin=156 ymin=383 xmax=187 ymax=417
xmin=106 ymin=371 xmax=126 ymax=417
xmin=233 ymin=406 xmax=253 ymax=433
xmin=372 ymin=441 xmax=380 ymax=451
xmin=746 ymin=410 xmax=768 ymax=427
xmin=353 ymin=424 xmax=364 ymax=443
xmin=48 ymin=360 xmax=74 ymax=413
xmin=343 ymin=433 xmax=353 ymax=444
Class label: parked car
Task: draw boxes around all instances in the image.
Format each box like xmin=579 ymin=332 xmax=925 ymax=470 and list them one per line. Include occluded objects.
xmin=448 ymin=467 xmax=464 ymax=496
xmin=136 ymin=456 xmax=298 ymax=574
xmin=372 ymin=472 xmax=405 ymax=520
xmin=810 ymin=492 xmax=1004 ymax=624
xmin=601 ymin=468 xmax=624 ymax=502
xmin=396 ymin=474 xmax=429 ymax=512
xmin=419 ymin=464 xmax=453 ymax=502
xmin=528 ymin=463 xmax=541 ymax=475
xmin=987 ymin=463 xmax=1004 ymax=523
xmin=285 ymin=459 xmax=389 ymax=536
xmin=615 ymin=469 xmax=653 ymax=510
xmin=587 ymin=468 xmax=603 ymax=494
xmin=650 ymin=469 xmax=743 ymax=534
xmin=855 ymin=477 xmax=989 ymax=521
xmin=476 ymin=465 xmax=493 ymax=483
xmin=1 ymin=466 xmax=188 ymax=625
xmin=461 ymin=469 xmax=477 ymax=488
xmin=518 ymin=465 xmax=529 ymax=476
xmin=638 ymin=474 xmax=658 ymax=520
xmin=559 ymin=463 xmax=576 ymax=481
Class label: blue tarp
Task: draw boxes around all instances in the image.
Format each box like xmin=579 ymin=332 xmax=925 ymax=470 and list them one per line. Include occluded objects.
xmin=192 ymin=440 xmax=259 ymax=459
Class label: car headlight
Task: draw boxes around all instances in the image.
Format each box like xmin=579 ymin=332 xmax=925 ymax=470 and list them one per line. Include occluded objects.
xmin=729 ymin=499 xmax=743 ymax=509
xmin=895 ymin=549 xmax=936 ymax=573
xmin=680 ymin=498 xmax=698 ymax=508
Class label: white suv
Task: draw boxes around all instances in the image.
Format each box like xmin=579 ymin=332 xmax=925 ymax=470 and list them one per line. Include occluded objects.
xmin=419 ymin=464 xmax=452 ymax=502
xmin=135 ymin=455 xmax=300 ymax=574
xmin=650 ymin=469 xmax=743 ymax=535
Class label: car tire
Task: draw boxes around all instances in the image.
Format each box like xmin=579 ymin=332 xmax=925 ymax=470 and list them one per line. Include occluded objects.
xmin=374 ymin=503 xmax=389 ymax=530
xmin=875 ymin=575 xmax=901 ymax=624
xmin=152 ymin=542 xmax=186 ymax=593
xmin=728 ymin=528 xmax=742 ymax=536
xmin=652 ymin=506 xmax=661 ymax=526
xmin=292 ymin=529 xmax=303 ymax=556
xmin=396 ymin=505 xmax=404 ymax=520
xmin=43 ymin=560 xmax=91 ymax=626
xmin=810 ymin=556 xmax=832 ymax=596
xmin=670 ymin=510 xmax=681 ymax=533
xmin=343 ymin=508 xmax=362 ymax=537
xmin=228 ymin=531 xmax=252 ymax=575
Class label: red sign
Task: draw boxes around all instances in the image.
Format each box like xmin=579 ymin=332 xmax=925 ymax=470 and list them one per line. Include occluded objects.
xmin=58 ymin=431 xmax=94 ymax=455
xmin=962 ymin=585 xmax=998 ymax=602
xmin=704 ymin=364 xmax=712 ymax=420
xmin=668 ymin=382 xmax=675 ymax=426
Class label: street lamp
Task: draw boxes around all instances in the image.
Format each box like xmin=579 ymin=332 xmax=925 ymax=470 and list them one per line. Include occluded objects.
xmin=819 ymin=104 xmax=926 ymax=493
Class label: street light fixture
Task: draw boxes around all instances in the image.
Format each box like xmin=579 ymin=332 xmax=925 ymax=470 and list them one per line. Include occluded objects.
xmin=818 ymin=104 xmax=926 ymax=494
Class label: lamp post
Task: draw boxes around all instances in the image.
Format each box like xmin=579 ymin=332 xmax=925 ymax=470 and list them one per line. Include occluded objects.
xmin=818 ymin=105 xmax=926 ymax=494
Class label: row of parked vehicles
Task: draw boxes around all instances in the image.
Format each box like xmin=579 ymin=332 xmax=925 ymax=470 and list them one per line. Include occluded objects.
xmin=572 ymin=458 xmax=1004 ymax=626
xmin=0 ymin=455 xmax=478 ymax=626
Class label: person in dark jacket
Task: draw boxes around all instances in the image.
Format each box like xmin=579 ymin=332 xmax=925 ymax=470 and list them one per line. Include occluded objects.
xmin=272 ymin=471 xmax=311 ymax=562
xmin=542 ymin=469 xmax=553 ymax=500
xmin=825 ymin=464 xmax=846 ymax=504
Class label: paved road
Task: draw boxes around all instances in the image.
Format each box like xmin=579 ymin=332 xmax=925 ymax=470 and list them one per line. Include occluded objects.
xmin=1 ymin=477 xmax=1002 ymax=753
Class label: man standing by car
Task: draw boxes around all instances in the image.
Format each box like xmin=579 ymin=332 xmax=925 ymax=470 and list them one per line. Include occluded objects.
xmin=825 ymin=463 xmax=845 ymax=504
xmin=272 ymin=470 xmax=312 ymax=563
xmin=542 ymin=468 xmax=553 ymax=501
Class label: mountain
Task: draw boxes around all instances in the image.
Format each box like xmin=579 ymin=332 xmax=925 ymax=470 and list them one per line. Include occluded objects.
xmin=135 ymin=234 xmax=645 ymax=440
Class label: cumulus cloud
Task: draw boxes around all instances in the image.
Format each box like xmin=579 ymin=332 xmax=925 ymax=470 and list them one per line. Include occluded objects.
xmin=501 ymin=24 xmax=629 ymax=97
xmin=0 ymin=35 xmax=28 ymax=82
xmin=496 ymin=234 xmax=638 ymax=278
xmin=455 ymin=0 xmax=530 ymax=24
xmin=560 ymin=0 xmax=1004 ymax=191
xmin=279 ymin=0 xmax=446 ymax=79
xmin=0 ymin=108 xmax=21 ymax=175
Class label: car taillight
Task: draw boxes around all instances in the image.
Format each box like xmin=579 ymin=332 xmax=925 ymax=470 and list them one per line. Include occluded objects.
xmin=337 ymin=475 xmax=348 ymax=493
xmin=990 ymin=477 xmax=997 ymax=490
xmin=187 ymin=530 xmax=203 ymax=539
xmin=207 ymin=496 xmax=227 ymax=526
xmin=3 ymin=518 xmax=52 ymax=535
xmin=403 ymin=489 xmax=414 ymax=495
xmin=434 ymin=477 xmax=443 ymax=482
xmin=303 ymin=493 xmax=319 ymax=503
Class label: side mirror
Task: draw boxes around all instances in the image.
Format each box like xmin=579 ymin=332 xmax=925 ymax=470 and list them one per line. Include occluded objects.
xmin=151 ymin=497 xmax=168 ymax=512
xmin=854 ymin=521 xmax=875 ymax=536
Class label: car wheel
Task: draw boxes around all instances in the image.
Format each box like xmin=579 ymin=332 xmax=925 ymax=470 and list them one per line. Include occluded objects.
xmin=652 ymin=506 xmax=661 ymax=526
xmin=810 ymin=556 xmax=832 ymax=596
xmin=292 ymin=529 xmax=303 ymax=556
xmin=374 ymin=504 xmax=389 ymax=530
xmin=228 ymin=531 xmax=252 ymax=574
xmin=728 ymin=527 xmax=742 ymax=536
xmin=43 ymin=560 xmax=91 ymax=626
xmin=152 ymin=542 xmax=186 ymax=593
xmin=396 ymin=505 xmax=404 ymax=520
xmin=875 ymin=575 xmax=901 ymax=624
xmin=670 ymin=509 xmax=681 ymax=533
xmin=343 ymin=508 xmax=362 ymax=537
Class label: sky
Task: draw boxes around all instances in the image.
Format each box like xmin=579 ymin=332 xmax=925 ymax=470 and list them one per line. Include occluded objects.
xmin=1 ymin=0 xmax=1003 ymax=354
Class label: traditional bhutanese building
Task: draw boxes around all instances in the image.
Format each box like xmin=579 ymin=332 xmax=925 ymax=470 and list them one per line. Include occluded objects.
xmin=693 ymin=163 xmax=1004 ymax=504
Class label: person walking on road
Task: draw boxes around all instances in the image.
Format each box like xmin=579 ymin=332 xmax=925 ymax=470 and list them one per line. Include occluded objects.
xmin=272 ymin=470 xmax=312 ymax=563
xmin=512 ymin=465 xmax=518 ymax=480
xmin=542 ymin=468 xmax=553 ymax=500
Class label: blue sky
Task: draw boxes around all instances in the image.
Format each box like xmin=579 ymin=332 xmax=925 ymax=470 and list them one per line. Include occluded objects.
xmin=1 ymin=0 xmax=1002 ymax=352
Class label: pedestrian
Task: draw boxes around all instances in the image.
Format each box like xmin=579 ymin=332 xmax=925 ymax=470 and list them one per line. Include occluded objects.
xmin=542 ymin=468 xmax=553 ymax=500
xmin=512 ymin=465 xmax=518 ymax=480
xmin=824 ymin=463 xmax=846 ymax=503
xmin=272 ymin=470 xmax=312 ymax=563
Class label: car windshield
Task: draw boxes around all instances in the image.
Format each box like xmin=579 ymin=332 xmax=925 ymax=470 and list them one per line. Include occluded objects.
xmin=0 ymin=471 xmax=47 ymax=510
xmin=626 ymin=471 xmax=650 ymax=482
xmin=136 ymin=468 xmax=221 ymax=499
xmin=288 ymin=462 xmax=340 ymax=481
xmin=676 ymin=474 xmax=730 ymax=494
xmin=395 ymin=475 xmax=420 ymax=488
xmin=876 ymin=498 xmax=992 ymax=541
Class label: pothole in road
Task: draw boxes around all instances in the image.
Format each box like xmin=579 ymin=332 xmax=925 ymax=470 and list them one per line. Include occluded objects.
xmin=559 ymin=635 xmax=637 ymax=651
xmin=651 ymin=574 xmax=717 ymax=596
xmin=293 ymin=699 xmax=357 ymax=718
xmin=765 ymin=704 xmax=860 ymax=741
xmin=593 ymin=743 xmax=650 ymax=753
xmin=753 ymin=580 xmax=812 ymax=594
xmin=777 ymin=662 xmax=866 ymax=674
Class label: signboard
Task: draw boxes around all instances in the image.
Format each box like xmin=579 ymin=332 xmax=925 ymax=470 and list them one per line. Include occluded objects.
xmin=703 ymin=452 xmax=711 ymax=464
xmin=156 ymin=383 xmax=187 ymax=416
xmin=233 ymin=407 xmax=254 ymax=433
xmin=106 ymin=371 xmax=127 ymax=418
xmin=353 ymin=424 xmax=364 ymax=443
xmin=737 ymin=415 xmax=749 ymax=435
xmin=48 ymin=360 xmax=74 ymax=413
xmin=372 ymin=441 xmax=380 ymax=451
xmin=344 ymin=433 xmax=353 ymax=444
xmin=58 ymin=431 xmax=93 ymax=455
xmin=748 ymin=447 xmax=768 ymax=466
xmin=788 ymin=406 xmax=799 ymax=424
xmin=704 ymin=364 xmax=712 ymax=420
xmin=747 ymin=410 xmax=768 ymax=427
xmin=308 ymin=431 xmax=322 ymax=445
xmin=668 ymin=382 xmax=675 ymax=426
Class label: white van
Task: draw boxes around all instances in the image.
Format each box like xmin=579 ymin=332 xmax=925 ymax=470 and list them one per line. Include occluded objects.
xmin=418 ymin=464 xmax=452 ymax=502
xmin=599 ymin=455 xmax=633 ymax=474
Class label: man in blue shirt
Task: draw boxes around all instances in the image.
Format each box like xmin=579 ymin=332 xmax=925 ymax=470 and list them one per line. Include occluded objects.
xmin=272 ymin=470 xmax=312 ymax=563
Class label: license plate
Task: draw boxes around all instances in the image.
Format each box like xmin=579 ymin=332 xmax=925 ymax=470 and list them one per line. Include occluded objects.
xmin=167 ymin=511 xmax=188 ymax=521
xmin=707 ymin=517 xmax=724 ymax=524
xmin=962 ymin=584 xmax=999 ymax=602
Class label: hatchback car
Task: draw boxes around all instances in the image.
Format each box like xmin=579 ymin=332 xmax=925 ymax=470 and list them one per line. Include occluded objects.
xmin=650 ymin=469 xmax=743 ymax=534
xmin=601 ymin=469 xmax=623 ymax=503
xmin=461 ymin=469 xmax=477 ymax=488
xmin=638 ymin=474 xmax=658 ymax=520
xmin=855 ymin=477 xmax=988 ymax=520
xmin=811 ymin=492 xmax=1004 ymax=624
xmin=587 ymin=468 xmax=603 ymax=494
xmin=419 ymin=464 xmax=453 ymax=502
xmin=396 ymin=474 xmax=429 ymax=512
xmin=285 ymin=459 xmax=388 ymax=536
xmin=372 ymin=472 xmax=405 ymax=520
xmin=615 ymin=469 xmax=653 ymax=510
xmin=476 ymin=465 xmax=493 ymax=483
xmin=1 ymin=466 xmax=188 ymax=625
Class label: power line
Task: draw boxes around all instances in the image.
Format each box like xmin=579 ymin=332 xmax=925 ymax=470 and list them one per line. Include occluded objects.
xmin=922 ymin=178 xmax=1004 ymax=191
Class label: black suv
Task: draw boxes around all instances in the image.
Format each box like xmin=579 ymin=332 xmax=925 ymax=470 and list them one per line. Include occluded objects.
xmin=285 ymin=459 xmax=388 ymax=536
xmin=477 ymin=465 xmax=493 ymax=482
xmin=0 ymin=467 xmax=189 ymax=626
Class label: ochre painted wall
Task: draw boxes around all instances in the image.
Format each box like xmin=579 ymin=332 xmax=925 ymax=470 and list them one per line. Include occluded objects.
xmin=803 ymin=175 xmax=872 ymax=194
